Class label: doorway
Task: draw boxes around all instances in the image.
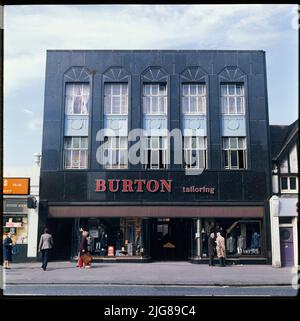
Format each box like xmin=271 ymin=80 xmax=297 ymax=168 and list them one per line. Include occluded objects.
xmin=46 ymin=218 xmax=73 ymax=260
xmin=149 ymin=218 xmax=192 ymax=261
xmin=280 ymin=227 xmax=294 ymax=267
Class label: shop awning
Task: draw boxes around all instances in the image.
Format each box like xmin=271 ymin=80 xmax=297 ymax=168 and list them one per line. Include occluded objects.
xmin=48 ymin=205 xmax=264 ymax=218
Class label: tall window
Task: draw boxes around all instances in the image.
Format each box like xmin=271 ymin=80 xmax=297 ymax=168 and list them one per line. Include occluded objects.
xmin=143 ymin=83 xmax=167 ymax=115
xmin=64 ymin=137 xmax=88 ymax=169
xmin=280 ymin=176 xmax=298 ymax=193
xmin=182 ymin=83 xmax=206 ymax=114
xmin=143 ymin=136 xmax=168 ymax=169
xmin=221 ymin=83 xmax=245 ymax=114
xmin=103 ymin=136 xmax=128 ymax=169
xmin=65 ymin=83 xmax=89 ymax=115
xmin=223 ymin=137 xmax=247 ymax=169
xmin=183 ymin=136 xmax=207 ymax=168
xmin=104 ymin=83 xmax=128 ymax=115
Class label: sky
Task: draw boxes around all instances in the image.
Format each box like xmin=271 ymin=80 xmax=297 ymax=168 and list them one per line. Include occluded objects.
xmin=3 ymin=4 xmax=299 ymax=169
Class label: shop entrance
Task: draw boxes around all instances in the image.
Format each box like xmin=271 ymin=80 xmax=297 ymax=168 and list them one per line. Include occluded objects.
xmin=46 ymin=218 xmax=73 ymax=260
xmin=149 ymin=218 xmax=192 ymax=261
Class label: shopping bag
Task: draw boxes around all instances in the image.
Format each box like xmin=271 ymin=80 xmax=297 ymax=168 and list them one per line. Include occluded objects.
xmin=81 ymin=253 xmax=92 ymax=264
xmin=12 ymin=246 xmax=18 ymax=255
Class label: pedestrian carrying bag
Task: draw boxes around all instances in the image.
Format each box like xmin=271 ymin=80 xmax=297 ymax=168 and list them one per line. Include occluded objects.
xmin=82 ymin=253 xmax=92 ymax=264
xmin=12 ymin=246 xmax=18 ymax=255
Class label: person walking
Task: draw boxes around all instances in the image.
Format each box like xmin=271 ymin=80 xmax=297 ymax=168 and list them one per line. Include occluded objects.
xmin=216 ymin=232 xmax=226 ymax=267
xmin=78 ymin=230 xmax=91 ymax=268
xmin=207 ymin=232 xmax=216 ymax=266
xmin=3 ymin=233 xmax=13 ymax=269
xmin=38 ymin=228 xmax=53 ymax=271
xmin=76 ymin=227 xmax=84 ymax=267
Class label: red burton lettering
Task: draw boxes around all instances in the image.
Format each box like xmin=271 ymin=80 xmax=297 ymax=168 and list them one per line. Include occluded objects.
xmin=95 ymin=179 xmax=172 ymax=193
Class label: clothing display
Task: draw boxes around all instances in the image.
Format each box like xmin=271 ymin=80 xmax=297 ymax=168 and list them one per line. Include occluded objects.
xmin=237 ymin=235 xmax=246 ymax=254
xmin=251 ymin=232 xmax=260 ymax=249
xmin=226 ymin=236 xmax=236 ymax=253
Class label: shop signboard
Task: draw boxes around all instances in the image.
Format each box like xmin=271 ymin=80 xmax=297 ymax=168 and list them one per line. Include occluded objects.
xmin=5 ymin=222 xmax=22 ymax=228
xmin=3 ymin=178 xmax=30 ymax=195
xmin=3 ymin=199 xmax=28 ymax=214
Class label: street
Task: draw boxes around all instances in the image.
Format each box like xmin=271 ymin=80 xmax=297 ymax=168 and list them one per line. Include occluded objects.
xmin=1 ymin=261 xmax=298 ymax=297
xmin=3 ymin=284 xmax=297 ymax=296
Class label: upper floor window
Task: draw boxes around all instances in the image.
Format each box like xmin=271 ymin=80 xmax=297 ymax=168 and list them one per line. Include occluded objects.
xmin=143 ymin=136 xmax=168 ymax=169
xmin=64 ymin=137 xmax=88 ymax=169
xmin=65 ymin=83 xmax=89 ymax=115
xmin=280 ymin=176 xmax=298 ymax=193
xmin=221 ymin=83 xmax=245 ymax=114
xmin=104 ymin=83 xmax=128 ymax=115
xmin=182 ymin=84 xmax=206 ymax=115
xmin=183 ymin=136 xmax=207 ymax=169
xmin=223 ymin=137 xmax=247 ymax=169
xmin=143 ymin=83 xmax=167 ymax=115
xmin=103 ymin=136 xmax=128 ymax=169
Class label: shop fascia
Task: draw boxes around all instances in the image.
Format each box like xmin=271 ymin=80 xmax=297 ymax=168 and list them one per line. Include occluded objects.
xmin=96 ymin=179 xmax=172 ymax=193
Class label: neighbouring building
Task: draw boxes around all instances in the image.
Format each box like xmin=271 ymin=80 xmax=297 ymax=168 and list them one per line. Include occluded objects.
xmin=269 ymin=120 xmax=298 ymax=267
xmin=3 ymin=154 xmax=41 ymax=262
xmin=39 ymin=50 xmax=272 ymax=263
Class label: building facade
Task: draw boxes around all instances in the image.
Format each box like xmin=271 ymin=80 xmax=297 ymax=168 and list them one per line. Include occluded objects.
xmin=3 ymin=159 xmax=40 ymax=262
xmin=39 ymin=50 xmax=272 ymax=263
xmin=269 ymin=120 xmax=298 ymax=267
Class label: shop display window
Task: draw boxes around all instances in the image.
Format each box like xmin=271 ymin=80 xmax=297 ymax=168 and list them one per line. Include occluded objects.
xmin=201 ymin=218 xmax=262 ymax=257
xmin=3 ymin=215 xmax=28 ymax=244
xmin=78 ymin=217 xmax=143 ymax=257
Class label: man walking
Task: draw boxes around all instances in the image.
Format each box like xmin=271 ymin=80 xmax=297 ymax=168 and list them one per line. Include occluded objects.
xmin=208 ymin=232 xmax=216 ymax=266
xmin=39 ymin=228 xmax=53 ymax=271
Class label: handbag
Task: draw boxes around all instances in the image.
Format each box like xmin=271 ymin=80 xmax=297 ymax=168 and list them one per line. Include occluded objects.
xmin=81 ymin=252 xmax=92 ymax=264
xmin=12 ymin=246 xmax=18 ymax=255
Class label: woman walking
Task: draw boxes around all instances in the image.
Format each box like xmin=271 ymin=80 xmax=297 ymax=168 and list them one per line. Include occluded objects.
xmin=216 ymin=232 xmax=226 ymax=267
xmin=3 ymin=233 xmax=13 ymax=269
xmin=207 ymin=232 xmax=216 ymax=266
xmin=38 ymin=228 xmax=54 ymax=271
xmin=78 ymin=230 xmax=92 ymax=268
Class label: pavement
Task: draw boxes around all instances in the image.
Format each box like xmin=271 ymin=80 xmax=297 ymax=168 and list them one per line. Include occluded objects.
xmin=2 ymin=261 xmax=299 ymax=286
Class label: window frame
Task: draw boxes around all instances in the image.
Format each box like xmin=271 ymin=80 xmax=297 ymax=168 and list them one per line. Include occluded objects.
xmin=221 ymin=83 xmax=245 ymax=115
xmin=280 ymin=176 xmax=298 ymax=193
xmin=182 ymin=83 xmax=207 ymax=115
xmin=65 ymin=83 xmax=90 ymax=116
xmin=63 ymin=137 xmax=88 ymax=169
xmin=183 ymin=136 xmax=207 ymax=169
xmin=222 ymin=137 xmax=247 ymax=170
xmin=104 ymin=83 xmax=129 ymax=116
xmin=143 ymin=136 xmax=168 ymax=169
xmin=103 ymin=136 xmax=128 ymax=169
xmin=143 ymin=83 xmax=167 ymax=115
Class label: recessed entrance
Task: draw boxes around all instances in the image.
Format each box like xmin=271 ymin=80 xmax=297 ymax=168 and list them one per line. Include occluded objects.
xmin=46 ymin=218 xmax=73 ymax=260
xmin=149 ymin=218 xmax=192 ymax=261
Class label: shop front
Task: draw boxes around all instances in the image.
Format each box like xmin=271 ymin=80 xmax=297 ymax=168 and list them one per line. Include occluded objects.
xmin=45 ymin=204 xmax=266 ymax=263
xmin=3 ymin=198 xmax=29 ymax=262
xmin=39 ymin=170 xmax=270 ymax=263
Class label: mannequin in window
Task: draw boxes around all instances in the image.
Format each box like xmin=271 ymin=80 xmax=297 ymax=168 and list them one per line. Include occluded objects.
xmin=226 ymin=234 xmax=236 ymax=254
xmin=251 ymin=231 xmax=260 ymax=250
xmin=237 ymin=235 xmax=246 ymax=254
xmin=201 ymin=228 xmax=208 ymax=256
